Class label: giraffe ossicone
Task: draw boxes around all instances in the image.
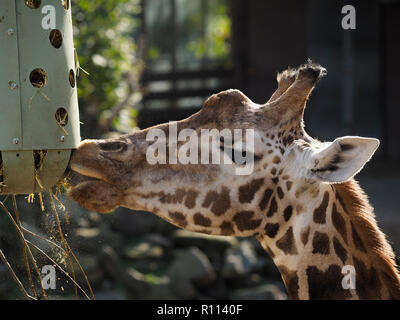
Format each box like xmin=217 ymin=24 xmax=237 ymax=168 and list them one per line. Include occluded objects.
xmin=68 ymin=60 xmax=400 ymax=300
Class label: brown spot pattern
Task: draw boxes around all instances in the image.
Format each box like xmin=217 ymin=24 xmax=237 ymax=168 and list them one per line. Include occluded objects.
xmin=220 ymin=221 xmax=234 ymax=235
xmin=277 ymin=186 xmax=284 ymax=200
xmin=159 ymin=188 xmax=186 ymax=204
xmin=233 ymin=211 xmax=262 ymax=232
xmin=193 ymin=213 xmax=211 ymax=227
xmin=300 ymin=226 xmax=310 ymax=246
xmin=353 ymin=256 xmax=382 ymax=299
xmin=238 ymin=178 xmax=264 ymax=203
xmin=312 ymin=232 xmax=330 ymax=255
xmin=313 ymin=191 xmax=329 ymax=224
xmin=272 ymin=156 xmax=281 ymax=164
xmin=266 ymin=197 xmax=278 ymax=217
xmin=168 ymin=211 xmax=187 ymax=227
xmin=286 ymin=181 xmax=293 ymax=191
xmin=306 ymin=265 xmax=352 ymax=299
xmin=283 ymin=205 xmax=293 ymax=222
xmin=265 ymin=223 xmax=279 ymax=238
xmin=332 ymin=236 xmax=347 ymax=264
xmin=279 ymin=265 xmax=299 ymax=299
xmin=184 ymin=189 xmax=199 ymax=209
xmin=332 ymin=203 xmax=348 ymax=244
xmin=259 ymin=188 xmax=273 ymax=211
xmin=202 ymin=186 xmax=230 ymax=216
xmin=276 ymin=227 xmax=298 ymax=255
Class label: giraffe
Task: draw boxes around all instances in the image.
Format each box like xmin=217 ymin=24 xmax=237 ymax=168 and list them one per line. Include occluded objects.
xmin=68 ymin=60 xmax=400 ymax=299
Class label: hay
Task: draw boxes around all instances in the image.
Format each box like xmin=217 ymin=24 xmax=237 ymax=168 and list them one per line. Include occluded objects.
xmin=61 ymin=0 xmax=69 ymax=10
xmin=30 ymin=68 xmax=47 ymax=89
xmin=68 ymin=69 xmax=75 ymax=88
xmin=0 ymin=190 xmax=95 ymax=300
xmin=55 ymin=109 xmax=69 ymax=135
xmin=0 ymin=198 xmax=47 ymax=299
xmin=49 ymin=29 xmax=63 ymax=49
xmin=25 ymin=0 xmax=41 ymax=9
xmin=74 ymin=48 xmax=90 ymax=77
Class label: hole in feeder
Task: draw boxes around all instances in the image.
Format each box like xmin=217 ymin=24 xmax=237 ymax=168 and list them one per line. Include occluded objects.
xmin=69 ymin=69 xmax=75 ymax=88
xmin=16 ymin=153 xmax=20 ymax=158
xmin=30 ymin=68 xmax=47 ymax=88
xmin=55 ymin=108 xmax=68 ymax=127
xmin=49 ymin=29 xmax=63 ymax=48
xmin=34 ymin=150 xmax=47 ymax=170
xmin=61 ymin=0 xmax=70 ymax=10
xmin=25 ymin=0 xmax=41 ymax=9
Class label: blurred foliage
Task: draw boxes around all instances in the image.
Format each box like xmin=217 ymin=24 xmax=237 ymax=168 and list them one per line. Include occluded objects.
xmin=71 ymin=0 xmax=142 ymax=134
xmin=71 ymin=0 xmax=232 ymax=135
xmin=186 ymin=1 xmax=232 ymax=66
xmin=146 ymin=0 xmax=232 ymax=71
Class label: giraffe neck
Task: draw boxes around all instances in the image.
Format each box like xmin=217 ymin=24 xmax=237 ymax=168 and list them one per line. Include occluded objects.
xmin=257 ymin=180 xmax=400 ymax=300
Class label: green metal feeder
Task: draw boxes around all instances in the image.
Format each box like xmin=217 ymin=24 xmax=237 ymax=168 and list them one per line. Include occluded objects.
xmin=0 ymin=0 xmax=80 ymax=195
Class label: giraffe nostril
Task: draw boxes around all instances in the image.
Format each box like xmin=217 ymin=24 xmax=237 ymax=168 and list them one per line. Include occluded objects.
xmin=98 ymin=141 xmax=127 ymax=152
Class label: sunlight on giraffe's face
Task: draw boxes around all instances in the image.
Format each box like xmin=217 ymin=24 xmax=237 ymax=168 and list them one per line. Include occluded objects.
xmin=68 ymin=88 xmax=307 ymax=217
xmin=69 ymin=61 xmax=378 ymax=237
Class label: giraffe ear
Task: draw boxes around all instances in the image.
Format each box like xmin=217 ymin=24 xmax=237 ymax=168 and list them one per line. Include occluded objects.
xmin=309 ymin=136 xmax=379 ymax=183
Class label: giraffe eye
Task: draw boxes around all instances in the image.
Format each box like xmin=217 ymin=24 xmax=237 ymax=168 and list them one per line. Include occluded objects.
xmin=98 ymin=141 xmax=127 ymax=152
xmin=220 ymin=144 xmax=258 ymax=165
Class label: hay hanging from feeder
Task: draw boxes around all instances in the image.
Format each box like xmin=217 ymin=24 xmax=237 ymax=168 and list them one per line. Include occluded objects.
xmin=49 ymin=29 xmax=63 ymax=49
xmin=0 ymin=191 xmax=95 ymax=300
xmin=30 ymin=68 xmax=48 ymax=89
xmin=25 ymin=0 xmax=41 ymax=9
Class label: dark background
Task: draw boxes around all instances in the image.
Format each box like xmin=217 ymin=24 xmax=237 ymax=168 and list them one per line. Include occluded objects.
xmin=138 ymin=0 xmax=400 ymax=161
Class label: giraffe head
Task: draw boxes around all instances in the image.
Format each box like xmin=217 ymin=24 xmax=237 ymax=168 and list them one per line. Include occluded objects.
xmin=68 ymin=60 xmax=379 ymax=238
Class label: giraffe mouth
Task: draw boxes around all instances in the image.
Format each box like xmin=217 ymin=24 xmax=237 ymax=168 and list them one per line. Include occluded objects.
xmin=69 ymin=162 xmax=108 ymax=184
xmin=67 ymin=163 xmax=124 ymax=213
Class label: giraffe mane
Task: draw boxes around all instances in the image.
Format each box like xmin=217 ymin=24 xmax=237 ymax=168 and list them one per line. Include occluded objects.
xmin=335 ymin=179 xmax=400 ymax=299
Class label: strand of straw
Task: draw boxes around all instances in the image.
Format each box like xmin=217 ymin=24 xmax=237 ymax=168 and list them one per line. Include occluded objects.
xmin=22 ymin=226 xmax=66 ymax=254
xmin=47 ymin=191 xmax=79 ymax=299
xmin=0 ymin=248 xmax=35 ymax=300
xmin=0 ymin=200 xmax=47 ymax=299
xmin=63 ymin=239 xmax=96 ymax=300
xmin=48 ymin=190 xmax=95 ymax=300
xmin=26 ymin=240 xmax=91 ymax=300
xmin=12 ymin=196 xmax=37 ymax=299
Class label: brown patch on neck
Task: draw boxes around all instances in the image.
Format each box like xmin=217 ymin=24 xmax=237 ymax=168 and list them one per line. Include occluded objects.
xmin=220 ymin=221 xmax=234 ymax=235
xmin=312 ymin=231 xmax=330 ymax=255
xmin=168 ymin=211 xmax=187 ymax=228
xmin=334 ymin=180 xmax=400 ymax=299
xmin=238 ymin=178 xmax=264 ymax=203
xmin=259 ymin=188 xmax=273 ymax=211
xmin=266 ymin=196 xmax=278 ymax=217
xmin=353 ymin=255 xmax=383 ymax=299
xmin=332 ymin=236 xmax=348 ymax=264
xmin=202 ymin=186 xmax=231 ymax=216
xmin=300 ymin=226 xmax=311 ymax=246
xmin=306 ymin=265 xmax=352 ymax=300
xmin=184 ymin=189 xmax=199 ymax=209
xmin=331 ymin=203 xmax=348 ymax=245
xmin=276 ymin=227 xmax=298 ymax=255
xmin=193 ymin=212 xmax=211 ymax=227
xmin=278 ymin=265 xmax=299 ymax=299
xmin=233 ymin=211 xmax=262 ymax=232
xmin=313 ymin=191 xmax=329 ymax=224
